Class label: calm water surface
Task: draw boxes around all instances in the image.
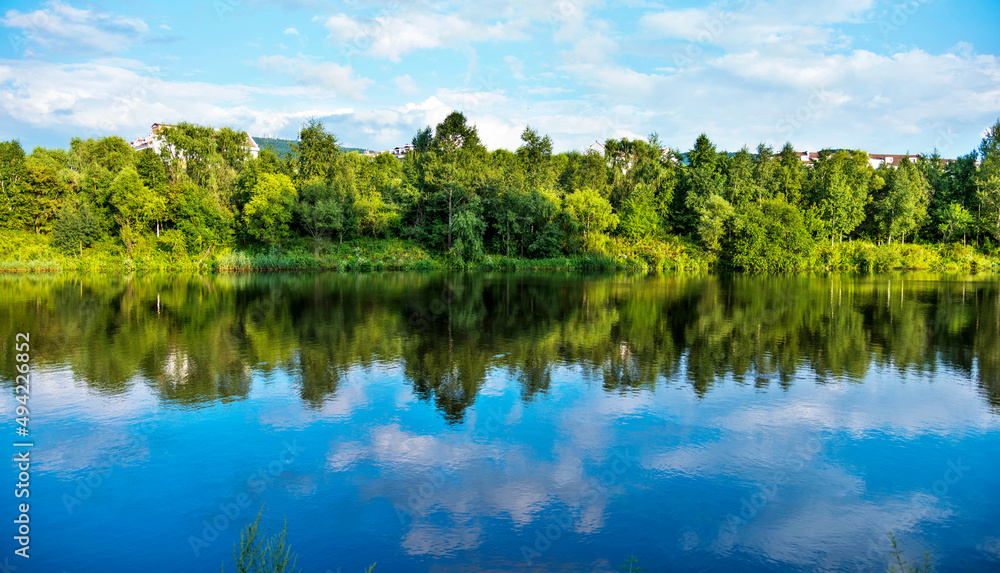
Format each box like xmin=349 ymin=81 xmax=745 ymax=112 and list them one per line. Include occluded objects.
xmin=2 ymin=272 xmax=999 ymax=572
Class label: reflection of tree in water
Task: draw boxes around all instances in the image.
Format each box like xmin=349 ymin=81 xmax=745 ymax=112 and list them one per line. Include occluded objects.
xmin=0 ymin=271 xmax=998 ymax=419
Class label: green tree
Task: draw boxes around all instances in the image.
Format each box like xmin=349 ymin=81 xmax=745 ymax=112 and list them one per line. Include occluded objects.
xmin=173 ymin=182 xmax=234 ymax=256
xmin=775 ymin=142 xmax=806 ymax=205
xmin=516 ymin=125 xmax=553 ymax=186
xmin=23 ymin=158 xmax=69 ymax=233
xmin=604 ymin=134 xmax=678 ymax=238
xmin=293 ymin=119 xmax=339 ymax=181
xmin=352 ymin=191 xmax=398 ymax=237
xmin=808 ymin=150 xmax=872 ymax=246
xmin=70 ymin=136 xmax=134 ymax=174
xmin=52 ymin=199 xmax=101 ymax=256
xmin=723 ymin=146 xmax=759 ymax=208
xmin=938 ymin=202 xmax=973 ymax=244
xmin=450 ymin=195 xmax=486 ymax=262
xmin=420 ymin=112 xmax=488 ymax=256
xmin=243 ymin=173 xmax=298 ymax=246
xmin=676 ymin=134 xmax=725 ymax=235
xmin=697 ymin=193 xmax=734 ymax=252
xmin=0 ymin=140 xmax=29 ymax=230
xmin=874 ymin=158 xmax=930 ymax=244
xmin=727 ymin=196 xmax=814 ymax=270
xmin=976 ymin=119 xmax=1000 ymax=242
xmin=432 ymin=111 xmax=486 ymax=156
xmin=109 ymin=168 xmax=165 ymax=253
xmin=564 ymin=186 xmax=618 ymax=252
xmin=295 ymin=178 xmax=344 ymax=255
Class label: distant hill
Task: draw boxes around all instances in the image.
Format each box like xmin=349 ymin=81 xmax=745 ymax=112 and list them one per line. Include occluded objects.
xmin=254 ymin=136 xmax=369 ymax=159
xmin=254 ymin=137 xmax=295 ymax=159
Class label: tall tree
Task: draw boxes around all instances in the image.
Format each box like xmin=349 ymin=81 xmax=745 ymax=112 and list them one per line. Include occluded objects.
xmin=243 ymin=173 xmax=298 ymax=247
xmin=293 ymin=119 xmax=339 ymax=181
xmin=0 ymin=141 xmax=29 ymax=230
xmin=516 ymin=125 xmax=553 ymax=185
xmin=775 ymin=142 xmax=806 ymax=205
xmin=676 ymin=134 xmax=725 ymax=236
xmin=109 ymin=168 xmax=164 ymax=254
xmin=873 ymin=157 xmax=931 ymax=244
xmin=976 ymin=119 xmax=1000 ymax=243
xmin=23 ymin=158 xmax=69 ymax=233
xmin=807 ymin=150 xmax=873 ymax=246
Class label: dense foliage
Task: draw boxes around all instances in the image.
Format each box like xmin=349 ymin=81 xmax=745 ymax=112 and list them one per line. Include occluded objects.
xmin=2 ymin=115 xmax=1000 ymax=271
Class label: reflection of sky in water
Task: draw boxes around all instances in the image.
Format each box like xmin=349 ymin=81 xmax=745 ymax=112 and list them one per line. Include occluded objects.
xmin=21 ymin=356 xmax=1000 ymax=573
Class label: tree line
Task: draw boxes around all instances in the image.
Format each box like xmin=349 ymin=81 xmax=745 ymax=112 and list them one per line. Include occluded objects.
xmin=1 ymin=113 xmax=999 ymax=270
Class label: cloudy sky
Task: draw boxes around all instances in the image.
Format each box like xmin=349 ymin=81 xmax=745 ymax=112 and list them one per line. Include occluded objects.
xmin=1 ymin=0 xmax=999 ymax=156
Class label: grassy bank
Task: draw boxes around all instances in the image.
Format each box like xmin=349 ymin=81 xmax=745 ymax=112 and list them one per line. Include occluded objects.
xmin=0 ymin=230 xmax=997 ymax=273
xmin=815 ymin=241 xmax=999 ymax=272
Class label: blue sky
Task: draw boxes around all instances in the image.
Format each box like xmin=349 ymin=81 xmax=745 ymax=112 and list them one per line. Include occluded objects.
xmin=1 ymin=0 xmax=999 ymax=156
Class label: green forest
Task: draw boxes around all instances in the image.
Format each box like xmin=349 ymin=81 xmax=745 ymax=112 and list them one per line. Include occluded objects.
xmin=2 ymin=113 xmax=1000 ymax=272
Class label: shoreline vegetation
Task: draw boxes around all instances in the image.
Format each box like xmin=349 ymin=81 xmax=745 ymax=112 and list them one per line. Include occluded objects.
xmin=2 ymin=114 xmax=1000 ymax=274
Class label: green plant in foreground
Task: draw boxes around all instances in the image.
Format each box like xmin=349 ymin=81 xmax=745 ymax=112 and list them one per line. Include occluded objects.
xmin=222 ymin=509 xmax=299 ymax=573
xmin=888 ymin=531 xmax=934 ymax=573
xmin=618 ymin=555 xmax=646 ymax=572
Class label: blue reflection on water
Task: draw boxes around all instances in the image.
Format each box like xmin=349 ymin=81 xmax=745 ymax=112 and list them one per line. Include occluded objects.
xmin=22 ymin=357 xmax=1000 ymax=572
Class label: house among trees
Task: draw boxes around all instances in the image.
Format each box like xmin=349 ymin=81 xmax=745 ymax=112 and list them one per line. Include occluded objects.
xmin=129 ymin=123 xmax=261 ymax=158
xmin=391 ymin=144 xmax=415 ymax=159
xmin=796 ymin=150 xmax=951 ymax=168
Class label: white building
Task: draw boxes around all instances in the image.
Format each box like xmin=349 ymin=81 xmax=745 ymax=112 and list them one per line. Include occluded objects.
xmin=129 ymin=123 xmax=261 ymax=159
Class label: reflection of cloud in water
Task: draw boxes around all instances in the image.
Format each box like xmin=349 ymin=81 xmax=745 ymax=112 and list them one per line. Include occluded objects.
xmin=401 ymin=519 xmax=483 ymax=556
xmin=325 ymin=418 xmax=635 ymax=556
xmin=978 ymin=537 xmax=1000 ymax=558
xmin=35 ymin=369 xmax=158 ymax=476
xmin=326 ymin=442 xmax=366 ymax=471
xmin=710 ymin=466 xmax=950 ymax=571
xmin=318 ymin=379 xmax=371 ymax=419
xmin=323 ymin=367 xmax=995 ymax=565
xmin=720 ymin=373 xmax=1000 ymax=438
xmin=41 ymin=427 xmax=153 ymax=476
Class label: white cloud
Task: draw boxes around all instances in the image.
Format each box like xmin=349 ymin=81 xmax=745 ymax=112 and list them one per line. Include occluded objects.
xmin=284 ymin=26 xmax=299 ymax=35
xmin=638 ymin=0 xmax=875 ymax=54
xmin=394 ymin=74 xmax=419 ymax=95
xmin=1 ymin=0 xmax=148 ymax=55
xmin=0 ymin=58 xmax=353 ymax=142
xmin=504 ymin=55 xmax=526 ymax=80
xmin=256 ymin=54 xmax=373 ymax=100
xmin=318 ymin=11 xmax=529 ymax=62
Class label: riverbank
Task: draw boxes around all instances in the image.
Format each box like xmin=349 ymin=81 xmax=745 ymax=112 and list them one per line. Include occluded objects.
xmin=0 ymin=230 xmax=997 ymax=273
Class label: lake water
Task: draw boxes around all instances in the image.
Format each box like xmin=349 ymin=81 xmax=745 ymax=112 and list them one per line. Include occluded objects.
xmin=3 ymin=272 xmax=1000 ymax=572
